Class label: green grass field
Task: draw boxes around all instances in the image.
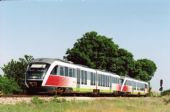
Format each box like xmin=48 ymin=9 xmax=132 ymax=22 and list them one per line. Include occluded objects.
xmin=0 ymin=96 xmax=170 ymax=112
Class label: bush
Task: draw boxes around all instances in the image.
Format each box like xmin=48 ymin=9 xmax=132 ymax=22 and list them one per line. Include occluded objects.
xmin=148 ymin=91 xmax=161 ymax=97
xmin=161 ymin=89 xmax=170 ymax=96
xmin=52 ymin=95 xmax=67 ymax=103
xmin=0 ymin=76 xmax=20 ymax=94
xmin=31 ymin=96 xmax=45 ymax=104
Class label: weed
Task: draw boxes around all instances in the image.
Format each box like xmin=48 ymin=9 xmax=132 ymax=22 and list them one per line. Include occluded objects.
xmin=52 ymin=96 xmax=67 ymax=103
xmin=31 ymin=96 xmax=45 ymax=105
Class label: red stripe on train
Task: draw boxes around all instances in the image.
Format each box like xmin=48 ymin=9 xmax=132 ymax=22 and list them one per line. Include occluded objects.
xmin=45 ymin=75 xmax=70 ymax=87
xmin=122 ymin=85 xmax=129 ymax=92
xmin=117 ymin=84 xmax=121 ymax=91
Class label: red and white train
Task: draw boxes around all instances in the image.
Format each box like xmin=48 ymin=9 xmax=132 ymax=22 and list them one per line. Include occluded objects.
xmin=25 ymin=58 xmax=149 ymax=96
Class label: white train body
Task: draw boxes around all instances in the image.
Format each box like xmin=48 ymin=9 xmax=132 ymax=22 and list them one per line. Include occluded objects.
xmin=25 ymin=58 xmax=149 ymax=95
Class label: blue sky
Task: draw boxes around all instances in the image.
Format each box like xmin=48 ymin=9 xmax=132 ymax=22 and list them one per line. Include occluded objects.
xmin=0 ymin=0 xmax=170 ymax=91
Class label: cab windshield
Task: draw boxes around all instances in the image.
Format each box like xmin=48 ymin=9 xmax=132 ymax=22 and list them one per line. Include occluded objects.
xmin=26 ymin=63 xmax=50 ymax=79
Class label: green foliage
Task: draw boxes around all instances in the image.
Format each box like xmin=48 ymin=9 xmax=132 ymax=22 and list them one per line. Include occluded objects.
xmin=0 ymin=76 xmax=20 ymax=94
xmin=66 ymin=31 xmax=157 ymax=81
xmin=31 ymin=96 xmax=45 ymax=105
xmin=161 ymin=89 xmax=170 ymax=96
xmin=133 ymin=59 xmax=157 ymax=81
xmin=52 ymin=96 xmax=67 ymax=103
xmin=1 ymin=55 xmax=34 ymax=89
xmin=66 ymin=31 xmax=119 ymax=70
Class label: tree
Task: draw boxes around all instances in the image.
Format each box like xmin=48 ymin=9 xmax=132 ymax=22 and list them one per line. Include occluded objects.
xmin=0 ymin=76 xmax=20 ymax=94
xmin=65 ymin=31 xmax=157 ymax=81
xmin=66 ymin=31 xmax=119 ymax=70
xmin=1 ymin=55 xmax=34 ymax=88
xmin=134 ymin=59 xmax=157 ymax=81
xmin=65 ymin=31 xmax=135 ymax=76
xmin=112 ymin=48 xmax=135 ymax=76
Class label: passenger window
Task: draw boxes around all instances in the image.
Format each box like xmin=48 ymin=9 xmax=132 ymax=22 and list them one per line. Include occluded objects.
xmin=73 ymin=69 xmax=75 ymax=77
xmin=69 ymin=68 xmax=73 ymax=77
xmin=81 ymin=70 xmax=84 ymax=84
xmin=85 ymin=71 xmax=87 ymax=85
xmin=91 ymin=72 xmax=95 ymax=85
xmin=60 ymin=66 xmax=64 ymax=76
xmin=65 ymin=67 xmax=68 ymax=76
xmin=50 ymin=66 xmax=58 ymax=75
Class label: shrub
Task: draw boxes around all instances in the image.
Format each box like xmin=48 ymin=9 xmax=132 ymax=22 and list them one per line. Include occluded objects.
xmin=161 ymin=89 xmax=170 ymax=96
xmin=31 ymin=96 xmax=45 ymax=104
xmin=0 ymin=76 xmax=20 ymax=94
xmin=52 ymin=96 xmax=67 ymax=103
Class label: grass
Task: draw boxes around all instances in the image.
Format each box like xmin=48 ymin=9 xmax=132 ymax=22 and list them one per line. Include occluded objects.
xmin=0 ymin=96 xmax=170 ymax=112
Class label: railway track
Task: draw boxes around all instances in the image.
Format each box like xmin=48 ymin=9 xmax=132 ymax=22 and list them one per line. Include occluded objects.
xmin=0 ymin=93 xmax=147 ymax=105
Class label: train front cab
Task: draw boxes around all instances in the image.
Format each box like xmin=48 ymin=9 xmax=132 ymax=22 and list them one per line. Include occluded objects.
xmin=25 ymin=63 xmax=55 ymax=93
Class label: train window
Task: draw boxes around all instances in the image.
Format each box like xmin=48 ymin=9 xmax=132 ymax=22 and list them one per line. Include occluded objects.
xmin=81 ymin=70 xmax=84 ymax=84
xmin=108 ymin=76 xmax=110 ymax=87
xmin=112 ymin=77 xmax=114 ymax=83
xmin=101 ymin=75 xmax=103 ymax=86
xmin=126 ymin=81 xmax=131 ymax=86
xmin=132 ymin=81 xmax=136 ymax=90
xmin=120 ymin=79 xmax=124 ymax=85
xmin=60 ymin=66 xmax=64 ymax=76
xmin=94 ymin=73 xmax=96 ymax=85
xmin=116 ymin=78 xmax=118 ymax=84
xmin=125 ymin=81 xmax=127 ymax=85
xmin=107 ymin=76 xmax=109 ymax=87
xmin=105 ymin=75 xmax=107 ymax=87
xmin=141 ymin=84 xmax=145 ymax=91
xmin=102 ymin=75 xmax=104 ymax=87
xmin=77 ymin=69 xmax=80 ymax=84
xmin=110 ymin=76 xmax=112 ymax=87
xmin=69 ymin=68 xmax=73 ymax=77
xmin=90 ymin=72 xmax=93 ymax=85
xmin=100 ymin=74 xmax=102 ymax=86
xmin=105 ymin=76 xmax=106 ymax=87
xmin=50 ymin=66 xmax=58 ymax=75
xmin=103 ymin=75 xmax=105 ymax=87
xmin=73 ymin=69 xmax=75 ymax=77
xmin=80 ymin=70 xmax=87 ymax=85
xmin=134 ymin=83 xmax=137 ymax=90
xmin=106 ymin=76 xmax=107 ymax=87
xmin=106 ymin=76 xmax=108 ymax=87
xmin=90 ymin=72 xmax=95 ymax=85
xmin=137 ymin=83 xmax=143 ymax=90
xmin=98 ymin=74 xmax=100 ymax=86
xmin=65 ymin=67 xmax=68 ymax=76
xmin=85 ymin=71 xmax=87 ymax=85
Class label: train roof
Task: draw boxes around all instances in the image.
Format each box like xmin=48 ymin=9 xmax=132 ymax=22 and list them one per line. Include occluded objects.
xmin=31 ymin=58 xmax=75 ymax=65
xmin=31 ymin=58 xmax=147 ymax=83
xmin=121 ymin=76 xmax=148 ymax=84
xmin=31 ymin=58 xmax=57 ymax=64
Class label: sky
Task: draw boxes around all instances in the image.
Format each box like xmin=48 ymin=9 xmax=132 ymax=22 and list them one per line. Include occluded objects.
xmin=0 ymin=0 xmax=170 ymax=91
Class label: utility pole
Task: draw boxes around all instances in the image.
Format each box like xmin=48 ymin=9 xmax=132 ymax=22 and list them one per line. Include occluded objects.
xmin=159 ymin=79 xmax=163 ymax=92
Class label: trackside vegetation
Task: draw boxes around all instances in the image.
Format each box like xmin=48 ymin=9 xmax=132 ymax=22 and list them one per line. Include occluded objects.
xmin=0 ymin=97 xmax=170 ymax=112
xmin=0 ymin=76 xmax=20 ymax=94
xmin=0 ymin=55 xmax=33 ymax=94
xmin=161 ymin=89 xmax=170 ymax=96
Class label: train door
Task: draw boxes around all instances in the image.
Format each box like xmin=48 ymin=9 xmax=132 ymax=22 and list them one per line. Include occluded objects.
xmin=76 ymin=69 xmax=81 ymax=92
